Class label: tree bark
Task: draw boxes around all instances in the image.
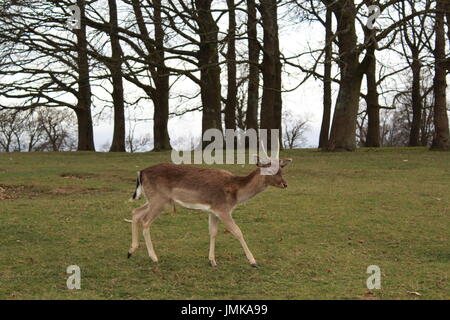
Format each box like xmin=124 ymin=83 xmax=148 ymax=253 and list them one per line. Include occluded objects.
xmin=408 ymin=53 xmax=423 ymax=146
xmin=327 ymin=1 xmax=363 ymax=151
xmin=365 ymin=41 xmax=380 ymax=147
xmin=74 ymin=107 xmax=95 ymax=151
xmin=259 ymin=0 xmax=282 ymax=148
xmin=225 ymin=0 xmax=237 ymax=131
xmin=446 ymin=0 xmax=450 ymax=49
xmin=431 ymin=0 xmax=449 ymax=150
xmin=245 ymin=0 xmax=259 ymax=132
xmin=108 ymin=0 xmax=126 ymax=152
xmin=75 ymin=0 xmax=95 ymax=151
xmin=195 ymin=0 xmax=222 ymax=147
xmin=319 ymin=7 xmax=332 ymax=149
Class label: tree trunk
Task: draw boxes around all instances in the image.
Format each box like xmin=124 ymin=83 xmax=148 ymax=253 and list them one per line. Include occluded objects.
xmin=327 ymin=3 xmax=363 ymax=151
xmin=75 ymin=0 xmax=95 ymax=151
xmin=74 ymin=108 xmax=95 ymax=151
xmin=245 ymin=0 xmax=259 ymax=132
xmin=319 ymin=7 xmax=332 ymax=149
xmin=365 ymin=43 xmax=380 ymax=147
xmin=408 ymin=53 xmax=422 ymax=147
xmin=152 ymin=0 xmax=171 ymax=151
xmin=196 ymin=0 xmax=222 ymax=147
xmin=108 ymin=0 xmax=126 ymax=152
xmin=431 ymin=0 xmax=449 ymax=150
xmin=446 ymin=1 xmax=450 ymax=49
xmin=225 ymin=0 xmax=237 ymax=131
xmin=259 ymin=0 xmax=282 ymax=148
xmin=130 ymin=0 xmax=171 ymax=151
xmin=420 ymin=104 xmax=433 ymax=146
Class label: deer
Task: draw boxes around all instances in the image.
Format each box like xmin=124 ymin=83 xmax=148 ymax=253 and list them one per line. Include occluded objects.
xmin=126 ymin=148 xmax=292 ymax=268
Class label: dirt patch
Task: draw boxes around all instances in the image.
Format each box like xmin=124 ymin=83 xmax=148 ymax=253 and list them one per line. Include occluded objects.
xmin=0 ymin=168 xmax=33 ymax=173
xmin=49 ymin=186 xmax=115 ymax=196
xmin=0 ymin=184 xmax=24 ymax=200
xmin=59 ymin=173 xmax=94 ymax=180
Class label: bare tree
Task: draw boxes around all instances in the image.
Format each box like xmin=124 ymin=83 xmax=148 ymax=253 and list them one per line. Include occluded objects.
xmin=245 ymin=0 xmax=260 ymax=132
xmin=319 ymin=0 xmax=430 ymax=151
xmin=35 ymin=108 xmax=77 ymax=151
xmin=431 ymin=0 xmax=449 ymax=150
xmin=0 ymin=1 xmax=96 ymax=151
xmin=396 ymin=0 xmax=434 ymax=147
xmin=225 ymin=0 xmax=237 ymax=131
xmin=0 ymin=108 xmax=76 ymax=152
xmin=318 ymin=5 xmax=333 ymax=149
xmin=283 ymin=111 xmax=309 ymax=149
xmin=0 ymin=110 xmax=24 ymax=152
xmin=108 ymin=0 xmax=126 ymax=152
xmin=259 ymin=0 xmax=282 ymax=148
xmin=126 ymin=121 xmax=152 ymax=153
xmin=74 ymin=0 xmax=95 ymax=151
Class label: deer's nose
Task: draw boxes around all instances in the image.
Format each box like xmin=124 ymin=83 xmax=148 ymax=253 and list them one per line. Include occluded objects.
xmin=282 ymin=183 xmax=288 ymax=188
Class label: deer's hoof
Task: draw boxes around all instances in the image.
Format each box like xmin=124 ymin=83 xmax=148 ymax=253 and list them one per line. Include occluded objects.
xmin=127 ymin=252 xmax=132 ymax=259
xmin=209 ymin=260 xmax=218 ymax=267
xmin=250 ymin=263 xmax=259 ymax=268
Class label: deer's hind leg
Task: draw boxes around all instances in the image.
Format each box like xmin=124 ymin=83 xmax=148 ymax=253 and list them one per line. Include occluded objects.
xmin=128 ymin=203 xmax=150 ymax=258
xmin=208 ymin=213 xmax=219 ymax=267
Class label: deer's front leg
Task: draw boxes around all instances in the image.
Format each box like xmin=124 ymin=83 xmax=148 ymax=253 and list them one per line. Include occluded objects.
xmin=218 ymin=212 xmax=258 ymax=268
xmin=208 ymin=214 xmax=219 ymax=267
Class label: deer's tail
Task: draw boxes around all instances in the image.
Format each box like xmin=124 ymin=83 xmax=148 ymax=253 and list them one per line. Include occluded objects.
xmin=129 ymin=171 xmax=142 ymax=201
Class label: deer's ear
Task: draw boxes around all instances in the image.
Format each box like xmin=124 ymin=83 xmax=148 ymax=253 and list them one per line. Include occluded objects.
xmin=255 ymin=156 xmax=271 ymax=168
xmin=279 ymin=158 xmax=292 ymax=168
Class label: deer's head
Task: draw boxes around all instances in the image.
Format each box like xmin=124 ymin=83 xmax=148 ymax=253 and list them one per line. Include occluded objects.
xmin=256 ymin=157 xmax=292 ymax=189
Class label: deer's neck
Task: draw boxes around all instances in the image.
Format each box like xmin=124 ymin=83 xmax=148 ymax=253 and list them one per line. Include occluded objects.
xmin=236 ymin=169 xmax=267 ymax=203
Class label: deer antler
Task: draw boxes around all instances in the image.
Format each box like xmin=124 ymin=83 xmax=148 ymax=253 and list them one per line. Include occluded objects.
xmin=273 ymin=132 xmax=280 ymax=160
xmin=259 ymin=130 xmax=280 ymax=161
xmin=259 ymin=134 xmax=269 ymax=161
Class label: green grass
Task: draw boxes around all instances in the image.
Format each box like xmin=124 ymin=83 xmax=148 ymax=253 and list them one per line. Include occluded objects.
xmin=0 ymin=148 xmax=449 ymax=299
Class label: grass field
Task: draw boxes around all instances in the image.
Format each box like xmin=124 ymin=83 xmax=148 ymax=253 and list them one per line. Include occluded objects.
xmin=0 ymin=148 xmax=449 ymax=299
